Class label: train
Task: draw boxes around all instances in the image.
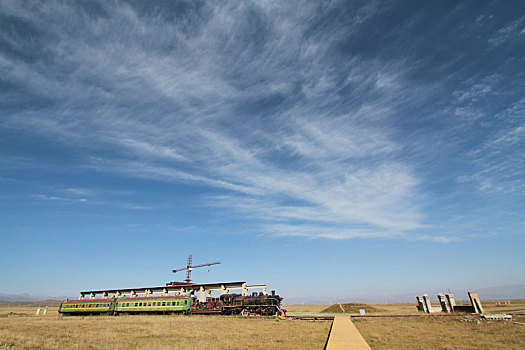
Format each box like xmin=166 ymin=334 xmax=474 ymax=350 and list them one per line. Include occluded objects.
xmin=59 ymin=291 xmax=285 ymax=317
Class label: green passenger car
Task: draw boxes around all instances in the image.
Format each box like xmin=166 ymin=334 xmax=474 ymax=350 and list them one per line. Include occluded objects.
xmin=58 ymin=299 xmax=114 ymax=315
xmin=115 ymin=296 xmax=192 ymax=314
xmin=59 ymin=296 xmax=193 ymax=315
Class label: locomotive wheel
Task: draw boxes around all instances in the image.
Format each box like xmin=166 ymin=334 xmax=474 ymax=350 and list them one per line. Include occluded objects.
xmin=241 ymin=309 xmax=249 ymax=317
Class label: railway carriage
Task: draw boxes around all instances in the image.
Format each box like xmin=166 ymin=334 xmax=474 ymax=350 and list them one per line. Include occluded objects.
xmin=115 ymin=295 xmax=192 ymax=314
xmin=59 ymin=295 xmax=192 ymax=316
xmin=58 ymin=298 xmax=115 ymax=315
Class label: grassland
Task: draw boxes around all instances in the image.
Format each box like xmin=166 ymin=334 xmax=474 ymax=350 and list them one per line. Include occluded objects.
xmin=320 ymin=302 xmax=386 ymax=314
xmin=354 ymin=315 xmax=525 ymax=350
xmin=1 ymin=300 xmax=524 ymax=349
xmin=286 ymin=299 xmax=525 ymax=315
xmin=0 ymin=306 xmax=330 ymax=349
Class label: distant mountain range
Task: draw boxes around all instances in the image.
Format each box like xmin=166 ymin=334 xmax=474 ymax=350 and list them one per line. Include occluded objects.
xmin=0 ymin=292 xmax=73 ymax=302
xmin=2 ymin=284 xmax=524 ymax=304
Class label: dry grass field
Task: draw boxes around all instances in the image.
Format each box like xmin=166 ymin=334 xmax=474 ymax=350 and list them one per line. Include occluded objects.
xmin=354 ymin=315 xmax=525 ymax=350
xmin=286 ymin=299 xmax=525 ymax=315
xmin=0 ymin=306 xmax=330 ymax=349
xmin=2 ymin=300 xmax=524 ymax=349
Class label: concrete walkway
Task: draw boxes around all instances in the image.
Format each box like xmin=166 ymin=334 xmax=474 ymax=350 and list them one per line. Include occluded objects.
xmin=325 ymin=316 xmax=371 ymax=350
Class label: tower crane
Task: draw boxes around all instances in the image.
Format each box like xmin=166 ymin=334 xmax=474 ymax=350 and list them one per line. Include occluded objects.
xmin=171 ymin=255 xmax=221 ymax=283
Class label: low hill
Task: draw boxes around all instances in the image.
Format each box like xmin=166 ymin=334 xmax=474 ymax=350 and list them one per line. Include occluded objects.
xmin=321 ymin=302 xmax=385 ymax=314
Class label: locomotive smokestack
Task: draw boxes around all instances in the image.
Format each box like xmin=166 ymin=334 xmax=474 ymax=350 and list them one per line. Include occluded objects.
xmin=271 ymin=290 xmax=275 ymax=296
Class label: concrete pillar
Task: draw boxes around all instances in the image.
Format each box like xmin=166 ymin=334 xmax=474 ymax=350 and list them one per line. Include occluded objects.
xmin=262 ymin=286 xmax=267 ymax=295
xmin=242 ymin=283 xmax=248 ymax=296
xmin=115 ymin=291 xmax=121 ymax=298
xmin=90 ymin=293 xmax=96 ymax=300
xmin=416 ymin=296 xmax=426 ymax=312
xmin=437 ymin=293 xmax=450 ymax=313
xmin=468 ymin=292 xmax=484 ymax=314
xmin=145 ymin=289 xmax=152 ymax=297
xmin=199 ymin=286 xmax=205 ymax=302
xmin=206 ymin=290 xmax=211 ymax=299
xmin=131 ymin=290 xmax=137 ymax=298
xmin=422 ymin=294 xmax=432 ymax=313
xmin=180 ymin=287 xmax=185 ymax=296
xmin=445 ymin=294 xmax=455 ymax=311
xmin=102 ymin=292 xmax=108 ymax=299
xmin=221 ymin=285 xmax=229 ymax=295
xmin=79 ymin=293 xmax=85 ymax=300
xmin=162 ymin=288 xmax=168 ymax=296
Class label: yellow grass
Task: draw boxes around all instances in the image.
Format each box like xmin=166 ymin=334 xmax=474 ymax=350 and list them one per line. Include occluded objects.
xmin=2 ymin=299 xmax=524 ymax=349
xmin=283 ymin=304 xmax=329 ymax=314
xmin=286 ymin=299 xmax=525 ymax=315
xmin=354 ymin=315 xmax=525 ymax=350
xmin=0 ymin=307 xmax=330 ymax=349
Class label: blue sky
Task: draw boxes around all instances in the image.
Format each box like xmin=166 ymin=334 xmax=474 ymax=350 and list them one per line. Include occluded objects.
xmin=1 ymin=0 xmax=524 ymax=302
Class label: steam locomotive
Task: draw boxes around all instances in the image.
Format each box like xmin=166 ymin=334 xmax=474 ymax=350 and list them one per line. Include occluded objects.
xmin=193 ymin=291 xmax=285 ymax=316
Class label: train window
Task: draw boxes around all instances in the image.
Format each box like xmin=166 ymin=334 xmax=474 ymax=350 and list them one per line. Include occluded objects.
xmin=162 ymin=302 xmax=166 ymax=306
xmin=148 ymin=302 xmax=151 ymax=306
xmin=184 ymin=300 xmax=187 ymax=305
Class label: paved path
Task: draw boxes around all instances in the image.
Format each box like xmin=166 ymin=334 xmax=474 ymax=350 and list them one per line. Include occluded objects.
xmin=325 ymin=316 xmax=371 ymax=350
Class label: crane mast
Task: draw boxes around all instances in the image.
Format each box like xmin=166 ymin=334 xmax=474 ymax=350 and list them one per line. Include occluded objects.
xmin=171 ymin=255 xmax=221 ymax=283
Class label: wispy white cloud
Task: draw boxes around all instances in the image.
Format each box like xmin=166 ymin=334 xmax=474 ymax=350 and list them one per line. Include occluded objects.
xmin=458 ymin=98 xmax=525 ymax=194
xmin=3 ymin=0 xmax=523 ymax=243
xmin=31 ymin=194 xmax=88 ymax=202
xmin=488 ymin=17 xmax=525 ymax=46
